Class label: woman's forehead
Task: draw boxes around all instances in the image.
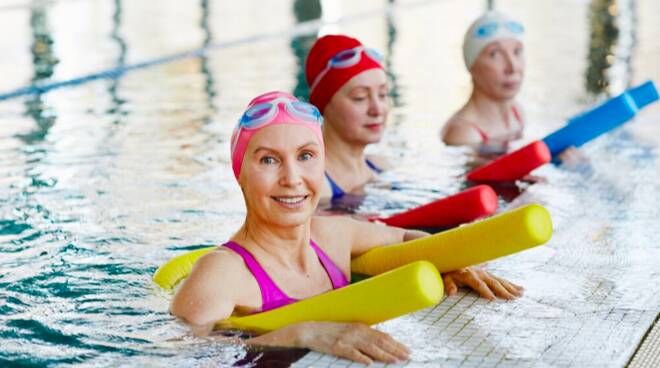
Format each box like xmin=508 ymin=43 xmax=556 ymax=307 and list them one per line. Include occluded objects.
xmin=343 ymin=69 xmax=388 ymax=90
xmin=484 ymin=38 xmax=523 ymax=51
xmin=248 ymin=124 xmax=319 ymax=152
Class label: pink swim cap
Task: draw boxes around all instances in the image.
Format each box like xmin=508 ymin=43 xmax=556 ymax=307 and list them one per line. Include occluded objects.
xmin=230 ymin=91 xmax=325 ymax=180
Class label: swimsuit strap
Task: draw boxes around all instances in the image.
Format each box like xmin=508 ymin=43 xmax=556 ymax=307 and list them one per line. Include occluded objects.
xmin=468 ymin=122 xmax=490 ymax=143
xmin=365 ymin=158 xmax=383 ymax=174
xmin=325 ymin=173 xmax=346 ymax=199
xmin=325 ymin=159 xmax=383 ymax=199
xmin=223 ymin=241 xmax=295 ymax=312
xmin=511 ymin=105 xmax=524 ymax=128
xmin=453 ymin=116 xmax=490 ymax=143
xmin=223 ymin=239 xmax=348 ymax=312
xmin=309 ymin=240 xmax=349 ymax=288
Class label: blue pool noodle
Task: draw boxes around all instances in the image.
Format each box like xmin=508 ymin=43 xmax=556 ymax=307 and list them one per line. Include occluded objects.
xmin=543 ymin=81 xmax=658 ymax=157
xmin=627 ymin=80 xmax=659 ymax=109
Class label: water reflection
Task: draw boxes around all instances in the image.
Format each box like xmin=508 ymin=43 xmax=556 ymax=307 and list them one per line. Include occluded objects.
xmin=200 ymin=0 xmax=217 ymax=119
xmin=18 ymin=5 xmax=59 ymax=144
xmin=385 ymin=0 xmax=402 ymax=108
xmin=586 ymin=0 xmax=619 ymax=95
xmin=107 ymin=0 xmax=127 ymax=121
xmin=290 ymin=0 xmax=321 ymax=100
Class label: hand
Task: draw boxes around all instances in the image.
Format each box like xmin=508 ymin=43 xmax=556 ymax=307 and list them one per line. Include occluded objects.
xmin=442 ymin=267 xmax=524 ymax=301
xmin=295 ymin=322 xmax=410 ymax=365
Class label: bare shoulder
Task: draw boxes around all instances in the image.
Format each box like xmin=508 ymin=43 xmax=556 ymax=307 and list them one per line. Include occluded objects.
xmin=169 ymin=248 xmax=246 ymax=326
xmin=171 ymin=248 xmax=245 ymax=306
xmin=193 ymin=247 xmax=243 ymax=276
xmin=311 ymin=215 xmax=357 ymax=241
xmin=441 ymin=116 xmax=483 ymax=146
xmin=311 ymin=216 xmax=356 ymax=249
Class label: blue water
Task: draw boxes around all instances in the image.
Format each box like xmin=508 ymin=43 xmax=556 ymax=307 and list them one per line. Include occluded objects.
xmin=1 ymin=0 xmax=659 ymax=367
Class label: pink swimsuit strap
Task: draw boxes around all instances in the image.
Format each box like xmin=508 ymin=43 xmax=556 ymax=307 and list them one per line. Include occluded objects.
xmin=459 ymin=105 xmax=524 ymax=143
xmin=223 ymin=240 xmax=348 ymax=313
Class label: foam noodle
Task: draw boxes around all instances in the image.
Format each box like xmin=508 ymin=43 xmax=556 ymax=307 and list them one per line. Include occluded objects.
xmin=543 ymin=93 xmax=638 ymax=156
xmin=627 ymin=80 xmax=659 ymax=110
xmin=373 ymin=185 xmax=498 ymax=228
xmin=466 ymin=141 xmax=551 ymax=182
xmin=219 ymin=261 xmax=443 ymax=332
xmin=351 ymin=204 xmax=552 ymax=276
xmin=544 ymin=81 xmax=657 ymax=157
xmin=154 ymin=247 xmax=216 ymax=291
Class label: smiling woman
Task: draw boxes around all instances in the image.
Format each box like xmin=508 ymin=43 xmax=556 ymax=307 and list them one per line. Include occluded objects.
xmin=169 ymin=91 xmax=524 ymax=365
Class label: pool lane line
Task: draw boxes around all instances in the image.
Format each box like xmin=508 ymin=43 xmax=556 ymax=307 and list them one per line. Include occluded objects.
xmin=0 ymin=0 xmax=440 ymax=102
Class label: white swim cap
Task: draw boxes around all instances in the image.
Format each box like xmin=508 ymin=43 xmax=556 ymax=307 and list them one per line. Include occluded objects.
xmin=463 ymin=11 xmax=524 ymax=70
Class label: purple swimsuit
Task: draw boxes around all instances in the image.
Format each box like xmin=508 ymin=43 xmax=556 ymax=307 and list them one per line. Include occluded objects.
xmin=224 ymin=240 xmax=349 ymax=312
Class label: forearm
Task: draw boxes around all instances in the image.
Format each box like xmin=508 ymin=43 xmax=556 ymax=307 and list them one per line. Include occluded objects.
xmin=246 ymin=323 xmax=304 ymax=348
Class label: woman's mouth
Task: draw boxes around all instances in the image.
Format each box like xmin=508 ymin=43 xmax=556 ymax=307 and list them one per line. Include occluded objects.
xmin=272 ymin=195 xmax=309 ymax=208
xmin=364 ymin=123 xmax=383 ymax=131
xmin=502 ymin=81 xmax=520 ymax=90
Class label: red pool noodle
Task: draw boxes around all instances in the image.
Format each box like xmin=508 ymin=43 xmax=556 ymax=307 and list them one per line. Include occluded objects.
xmin=466 ymin=140 xmax=551 ymax=182
xmin=372 ymin=185 xmax=498 ymax=228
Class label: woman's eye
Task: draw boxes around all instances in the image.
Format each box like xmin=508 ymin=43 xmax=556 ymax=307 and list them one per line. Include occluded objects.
xmin=299 ymin=152 xmax=314 ymax=161
xmin=352 ymin=96 xmax=367 ymax=102
xmin=260 ymin=156 xmax=278 ymax=165
xmin=514 ymin=47 xmax=523 ymax=56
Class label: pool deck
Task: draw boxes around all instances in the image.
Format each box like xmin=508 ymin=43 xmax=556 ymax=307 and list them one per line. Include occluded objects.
xmin=628 ymin=317 xmax=660 ymax=368
xmin=292 ymin=293 xmax=659 ymax=367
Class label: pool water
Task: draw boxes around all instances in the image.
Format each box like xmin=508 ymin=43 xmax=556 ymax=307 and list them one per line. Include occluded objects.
xmin=1 ymin=0 xmax=659 ymax=367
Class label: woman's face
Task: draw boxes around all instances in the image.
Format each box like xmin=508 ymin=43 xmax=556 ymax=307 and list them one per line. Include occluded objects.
xmin=323 ymin=68 xmax=389 ymax=146
xmin=470 ymin=38 xmax=525 ymax=100
xmin=239 ymin=124 xmax=324 ymax=228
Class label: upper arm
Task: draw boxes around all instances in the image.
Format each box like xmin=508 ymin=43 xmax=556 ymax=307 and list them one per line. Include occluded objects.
xmin=343 ymin=217 xmax=407 ymax=257
xmin=312 ymin=215 xmax=404 ymax=262
xmin=442 ymin=119 xmax=483 ymax=147
xmin=170 ymin=251 xmax=239 ymax=331
xmin=312 ymin=216 xmax=430 ymax=273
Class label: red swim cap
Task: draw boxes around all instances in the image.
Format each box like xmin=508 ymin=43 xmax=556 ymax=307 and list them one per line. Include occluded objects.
xmin=305 ymin=35 xmax=383 ymax=114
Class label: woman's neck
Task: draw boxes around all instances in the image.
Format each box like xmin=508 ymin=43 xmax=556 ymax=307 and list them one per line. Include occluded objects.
xmin=235 ymin=214 xmax=313 ymax=271
xmin=468 ymin=89 xmax=515 ymax=125
xmin=323 ymin=126 xmax=368 ymax=174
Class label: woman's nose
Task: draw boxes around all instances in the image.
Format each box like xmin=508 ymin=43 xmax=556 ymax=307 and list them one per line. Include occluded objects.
xmin=279 ymin=159 xmax=303 ymax=187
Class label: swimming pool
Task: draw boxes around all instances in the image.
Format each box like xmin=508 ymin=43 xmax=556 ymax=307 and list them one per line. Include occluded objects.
xmin=1 ymin=0 xmax=659 ymax=366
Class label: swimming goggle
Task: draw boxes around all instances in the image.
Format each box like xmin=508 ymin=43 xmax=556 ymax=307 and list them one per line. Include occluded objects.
xmin=238 ymin=97 xmax=323 ymax=130
xmin=474 ymin=21 xmax=524 ymax=38
xmin=309 ymin=46 xmax=383 ymax=94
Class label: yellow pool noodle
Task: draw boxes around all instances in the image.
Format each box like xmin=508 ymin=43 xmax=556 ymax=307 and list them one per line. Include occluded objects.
xmin=154 ymin=247 xmax=216 ymax=291
xmin=351 ymin=204 xmax=553 ymax=276
xmin=219 ymin=261 xmax=443 ymax=332
xmin=154 ymin=252 xmax=443 ymax=332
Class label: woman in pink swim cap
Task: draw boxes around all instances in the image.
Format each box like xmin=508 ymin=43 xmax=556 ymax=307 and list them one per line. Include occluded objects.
xmin=171 ymin=91 xmax=523 ymax=365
